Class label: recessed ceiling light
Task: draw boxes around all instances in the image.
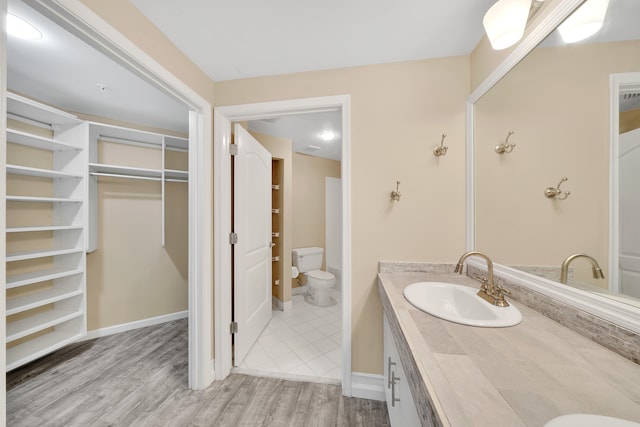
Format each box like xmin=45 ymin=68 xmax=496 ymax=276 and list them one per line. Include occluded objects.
xmin=6 ymin=14 xmax=42 ymax=40
xmin=319 ymin=130 xmax=336 ymax=141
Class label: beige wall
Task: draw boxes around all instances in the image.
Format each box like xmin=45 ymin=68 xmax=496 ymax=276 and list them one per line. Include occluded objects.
xmin=475 ymin=40 xmax=640 ymax=286
xmin=86 ymin=140 xmax=188 ymax=330
xmin=292 ymin=153 xmax=341 ymax=283
xmin=215 ymin=57 xmax=469 ymax=374
xmin=249 ymin=131 xmax=293 ymax=304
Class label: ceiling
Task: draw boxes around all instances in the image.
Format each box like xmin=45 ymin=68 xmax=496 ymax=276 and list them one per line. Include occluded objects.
xmin=131 ymin=0 xmax=498 ymax=82
xmin=7 ymin=0 xmax=190 ymax=133
xmin=248 ymin=111 xmax=342 ymax=161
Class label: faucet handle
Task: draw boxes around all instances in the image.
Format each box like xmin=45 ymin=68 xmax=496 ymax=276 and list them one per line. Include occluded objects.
xmin=495 ymin=285 xmax=510 ymax=295
xmin=474 ymin=275 xmax=489 ymax=291
xmin=493 ymin=285 xmax=511 ymax=307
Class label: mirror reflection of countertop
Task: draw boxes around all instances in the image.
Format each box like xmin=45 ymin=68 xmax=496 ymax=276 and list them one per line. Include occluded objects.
xmin=378 ymin=271 xmax=640 ymax=427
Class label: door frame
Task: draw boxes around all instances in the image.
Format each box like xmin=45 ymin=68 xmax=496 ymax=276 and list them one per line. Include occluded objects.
xmin=213 ymin=95 xmax=353 ymax=395
xmin=609 ymin=72 xmax=640 ymax=293
xmin=8 ymin=0 xmax=215 ymax=390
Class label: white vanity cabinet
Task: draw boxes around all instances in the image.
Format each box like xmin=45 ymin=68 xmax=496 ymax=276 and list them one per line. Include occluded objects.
xmin=383 ymin=315 xmax=421 ymax=427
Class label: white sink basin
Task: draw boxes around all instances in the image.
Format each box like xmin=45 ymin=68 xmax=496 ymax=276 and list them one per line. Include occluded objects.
xmin=403 ymin=282 xmax=522 ymax=327
xmin=545 ymin=414 xmax=640 ymax=427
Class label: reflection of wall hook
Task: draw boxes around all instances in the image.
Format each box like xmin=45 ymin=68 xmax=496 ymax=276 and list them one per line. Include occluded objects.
xmin=433 ymin=134 xmax=448 ymax=157
xmin=544 ymin=177 xmax=571 ymax=200
xmin=495 ymin=130 xmax=516 ymax=154
xmin=390 ymin=181 xmax=401 ymax=201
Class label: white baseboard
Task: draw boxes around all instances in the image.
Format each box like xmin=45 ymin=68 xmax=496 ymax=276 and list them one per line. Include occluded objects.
xmin=82 ymin=310 xmax=188 ymax=341
xmin=350 ymin=372 xmax=385 ymax=401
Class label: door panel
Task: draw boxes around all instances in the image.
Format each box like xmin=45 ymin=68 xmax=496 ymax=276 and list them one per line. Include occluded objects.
xmin=619 ymin=128 xmax=640 ymax=298
xmin=233 ymin=124 xmax=272 ymax=366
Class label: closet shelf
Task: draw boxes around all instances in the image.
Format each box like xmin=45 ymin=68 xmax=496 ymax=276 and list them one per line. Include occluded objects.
xmin=89 ymin=163 xmax=162 ymax=179
xmin=7 ymin=195 xmax=83 ymax=203
xmin=6 ymin=91 xmax=87 ymax=371
xmin=7 ymin=92 xmax=81 ymax=127
xmin=7 ymin=129 xmax=80 ymax=152
xmin=6 ymin=164 xmax=83 ymax=179
xmin=7 ymin=330 xmax=82 ymax=371
xmin=7 ymin=268 xmax=84 ymax=289
xmin=7 ymin=225 xmax=83 ymax=233
xmin=6 ymin=248 xmax=84 ymax=263
xmin=7 ymin=310 xmax=83 ymax=343
xmin=7 ymin=289 xmax=84 ymax=316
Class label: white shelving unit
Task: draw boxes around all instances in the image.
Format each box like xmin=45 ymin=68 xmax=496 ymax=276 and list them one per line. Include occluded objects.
xmin=87 ymin=122 xmax=188 ymax=251
xmin=5 ymin=92 xmax=88 ymax=371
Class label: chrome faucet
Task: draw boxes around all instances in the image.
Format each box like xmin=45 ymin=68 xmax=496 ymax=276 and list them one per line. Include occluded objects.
xmin=560 ymin=253 xmax=605 ymax=284
xmin=455 ymin=251 xmax=511 ymax=307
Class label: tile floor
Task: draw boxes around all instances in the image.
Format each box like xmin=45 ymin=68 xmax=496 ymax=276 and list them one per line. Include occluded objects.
xmin=233 ymin=289 xmax=342 ymax=384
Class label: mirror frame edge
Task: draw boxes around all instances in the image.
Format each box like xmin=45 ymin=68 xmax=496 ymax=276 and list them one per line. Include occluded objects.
xmin=466 ymin=0 xmax=640 ymax=334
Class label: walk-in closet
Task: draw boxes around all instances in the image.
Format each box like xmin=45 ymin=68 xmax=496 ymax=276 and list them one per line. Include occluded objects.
xmin=5 ymin=0 xmax=190 ymax=374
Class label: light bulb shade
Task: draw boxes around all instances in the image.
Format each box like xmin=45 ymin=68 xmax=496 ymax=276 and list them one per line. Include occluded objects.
xmin=6 ymin=14 xmax=42 ymax=40
xmin=483 ymin=0 xmax=532 ymax=50
xmin=558 ymin=0 xmax=609 ymax=43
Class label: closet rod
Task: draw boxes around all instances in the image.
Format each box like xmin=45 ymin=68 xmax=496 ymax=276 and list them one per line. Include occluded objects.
xmin=90 ymin=172 xmax=162 ymax=182
xmin=165 ymin=178 xmax=188 ymax=183
xmin=165 ymin=146 xmax=189 ymax=153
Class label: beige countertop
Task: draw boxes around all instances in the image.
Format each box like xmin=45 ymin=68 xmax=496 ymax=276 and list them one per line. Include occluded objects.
xmin=378 ymin=271 xmax=640 ymax=427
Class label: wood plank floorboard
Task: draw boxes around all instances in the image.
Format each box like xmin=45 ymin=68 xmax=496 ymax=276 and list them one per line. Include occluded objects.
xmin=7 ymin=319 xmax=390 ymax=427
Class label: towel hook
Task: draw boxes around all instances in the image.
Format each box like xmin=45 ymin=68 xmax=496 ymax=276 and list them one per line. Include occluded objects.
xmin=495 ymin=131 xmax=516 ymax=154
xmin=433 ymin=134 xmax=448 ymax=157
xmin=544 ymin=177 xmax=571 ymax=200
xmin=390 ymin=181 xmax=401 ymax=201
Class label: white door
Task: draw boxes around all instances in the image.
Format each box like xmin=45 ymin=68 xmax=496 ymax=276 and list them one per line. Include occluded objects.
xmin=619 ymin=128 xmax=640 ymax=299
xmin=233 ymin=124 xmax=272 ymax=366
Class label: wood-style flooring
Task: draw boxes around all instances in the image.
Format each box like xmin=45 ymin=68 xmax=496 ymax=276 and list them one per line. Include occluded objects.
xmin=7 ymin=319 xmax=390 ymax=427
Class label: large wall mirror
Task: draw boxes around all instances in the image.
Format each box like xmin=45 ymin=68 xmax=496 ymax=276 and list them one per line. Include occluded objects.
xmin=473 ymin=0 xmax=640 ymax=310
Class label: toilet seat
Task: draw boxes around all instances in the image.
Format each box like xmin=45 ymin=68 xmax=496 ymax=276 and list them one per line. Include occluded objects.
xmin=308 ymin=270 xmax=335 ymax=281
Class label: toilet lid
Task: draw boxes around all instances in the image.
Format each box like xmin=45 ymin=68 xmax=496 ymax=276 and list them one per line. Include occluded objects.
xmin=308 ymin=270 xmax=335 ymax=280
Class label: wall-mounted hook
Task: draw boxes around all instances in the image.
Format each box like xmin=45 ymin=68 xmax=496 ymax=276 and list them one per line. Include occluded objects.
xmin=495 ymin=131 xmax=516 ymax=154
xmin=433 ymin=134 xmax=448 ymax=157
xmin=544 ymin=177 xmax=571 ymax=200
xmin=390 ymin=181 xmax=401 ymax=201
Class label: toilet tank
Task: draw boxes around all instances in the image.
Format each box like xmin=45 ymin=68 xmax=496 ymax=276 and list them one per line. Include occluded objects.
xmin=292 ymin=247 xmax=323 ymax=273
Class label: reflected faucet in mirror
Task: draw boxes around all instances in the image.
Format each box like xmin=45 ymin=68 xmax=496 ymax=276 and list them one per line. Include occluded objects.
xmin=560 ymin=253 xmax=605 ymax=284
xmin=455 ymin=251 xmax=512 ymax=307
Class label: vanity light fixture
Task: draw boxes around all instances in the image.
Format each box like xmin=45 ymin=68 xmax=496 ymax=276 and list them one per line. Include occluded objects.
xmin=319 ymin=130 xmax=337 ymax=141
xmin=483 ymin=0 xmax=532 ymax=50
xmin=6 ymin=14 xmax=42 ymax=40
xmin=558 ymin=0 xmax=610 ymax=43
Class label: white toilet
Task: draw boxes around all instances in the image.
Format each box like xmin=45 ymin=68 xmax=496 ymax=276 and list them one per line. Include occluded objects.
xmin=292 ymin=247 xmax=336 ymax=306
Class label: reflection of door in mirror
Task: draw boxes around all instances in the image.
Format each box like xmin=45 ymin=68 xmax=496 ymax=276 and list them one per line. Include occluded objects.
xmin=618 ymin=88 xmax=640 ymax=299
